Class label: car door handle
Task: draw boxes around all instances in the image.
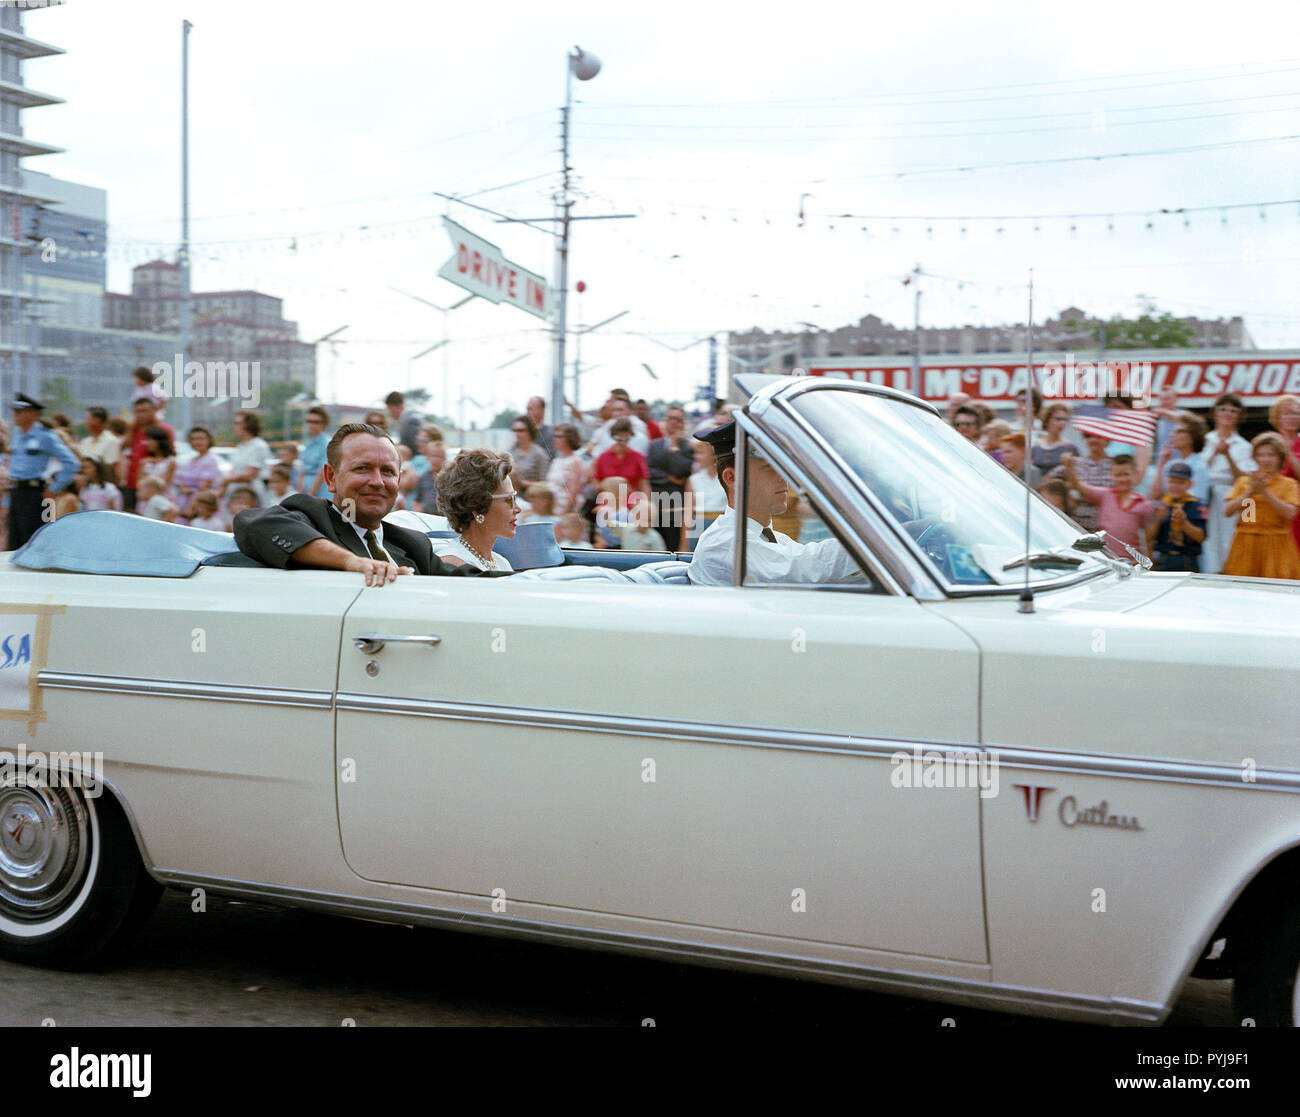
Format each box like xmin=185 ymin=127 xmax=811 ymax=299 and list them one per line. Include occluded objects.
xmin=353 ymin=634 xmax=442 ymax=654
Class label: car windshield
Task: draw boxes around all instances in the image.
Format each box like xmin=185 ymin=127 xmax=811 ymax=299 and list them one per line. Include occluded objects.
xmin=792 ymin=388 xmax=1110 ymax=587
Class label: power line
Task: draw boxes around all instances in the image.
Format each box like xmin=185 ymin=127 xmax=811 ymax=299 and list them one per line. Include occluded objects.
xmin=818 ymin=134 xmax=1300 ymax=181
xmin=581 ymin=103 xmax=1300 ymax=143
xmin=812 ymin=199 xmax=1300 ymax=223
xmin=581 ymin=90 xmax=1300 ymax=131
xmin=579 ymin=61 xmax=1300 ymax=111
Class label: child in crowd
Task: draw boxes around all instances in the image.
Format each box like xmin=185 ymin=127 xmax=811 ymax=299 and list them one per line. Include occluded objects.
xmin=274 ymin=443 xmax=300 ymax=488
xmin=522 ymin=483 xmax=557 ymax=527
xmin=555 ymin=513 xmax=592 ymax=549
xmin=1036 ymin=478 xmax=1072 ymax=516
xmin=1063 ymin=452 xmax=1153 ymax=555
xmin=106 ymin=417 xmax=129 ymax=450
xmin=226 ymin=486 xmax=260 ymax=531
xmin=75 ymin=457 xmax=122 ymax=512
xmin=136 ymin=475 xmax=178 ymax=522
xmin=267 ymin=463 xmax=297 ymax=505
xmin=618 ymin=496 xmax=668 ymax=552
xmin=186 ymin=491 xmax=227 ymax=532
xmin=395 ymin=465 xmax=418 ymax=511
xmin=1146 ymin=461 xmax=1207 ymax=572
xmin=130 ymin=366 xmax=166 ymax=419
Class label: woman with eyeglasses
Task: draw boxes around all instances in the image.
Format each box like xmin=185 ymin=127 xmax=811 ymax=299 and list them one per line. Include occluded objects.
xmin=1198 ymin=393 xmax=1254 ymax=573
xmin=432 ymin=448 xmax=517 ymax=571
xmin=1032 ymin=403 xmax=1080 ymax=479
xmin=1148 ymin=412 xmax=1209 ymax=504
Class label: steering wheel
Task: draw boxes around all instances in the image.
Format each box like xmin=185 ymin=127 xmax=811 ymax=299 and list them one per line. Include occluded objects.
xmin=910 ymin=519 xmax=958 ymax=578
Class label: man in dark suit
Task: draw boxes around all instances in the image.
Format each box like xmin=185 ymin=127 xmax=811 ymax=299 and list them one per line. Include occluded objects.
xmin=234 ymin=423 xmax=493 ymax=584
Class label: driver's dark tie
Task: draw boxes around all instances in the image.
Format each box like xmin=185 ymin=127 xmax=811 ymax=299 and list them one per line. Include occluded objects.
xmin=364 ymin=530 xmax=391 ymax=563
xmin=761 ymin=526 xmax=777 ymax=543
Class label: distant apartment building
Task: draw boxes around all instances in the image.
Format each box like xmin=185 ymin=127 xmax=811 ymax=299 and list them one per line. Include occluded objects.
xmin=728 ymin=308 xmax=1255 ymax=376
xmin=104 ymin=258 xmax=317 ymax=425
xmin=0 ymin=4 xmax=63 ymax=406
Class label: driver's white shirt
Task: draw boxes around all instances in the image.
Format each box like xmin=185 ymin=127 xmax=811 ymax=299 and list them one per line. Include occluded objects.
xmin=687 ymin=507 xmax=863 ymax=586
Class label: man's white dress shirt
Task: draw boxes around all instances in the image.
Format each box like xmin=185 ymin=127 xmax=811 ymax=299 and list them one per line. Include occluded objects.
xmin=687 ymin=507 xmax=865 ymax=586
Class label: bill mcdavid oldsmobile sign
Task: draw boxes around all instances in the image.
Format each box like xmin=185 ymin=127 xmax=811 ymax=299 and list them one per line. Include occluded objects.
xmin=438 ymin=216 xmax=550 ymax=320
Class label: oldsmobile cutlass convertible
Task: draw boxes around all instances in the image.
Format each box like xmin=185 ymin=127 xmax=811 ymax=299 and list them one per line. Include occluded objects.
xmin=1 ymin=375 xmax=1297 ymax=1025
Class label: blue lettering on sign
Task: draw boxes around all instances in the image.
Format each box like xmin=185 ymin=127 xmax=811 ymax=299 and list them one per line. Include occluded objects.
xmin=0 ymin=634 xmax=32 ymax=669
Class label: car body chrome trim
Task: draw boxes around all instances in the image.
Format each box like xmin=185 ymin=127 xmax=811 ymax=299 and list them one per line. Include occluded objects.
xmin=36 ymin=671 xmax=332 ymax=710
xmin=334 ymin=696 xmax=1300 ymax=792
xmin=334 ymin=695 xmax=934 ymax=759
xmin=148 ymin=871 xmax=1166 ymax=1025
xmin=989 ymin=745 xmax=1300 ymax=792
xmin=38 ymin=671 xmax=1295 ymax=792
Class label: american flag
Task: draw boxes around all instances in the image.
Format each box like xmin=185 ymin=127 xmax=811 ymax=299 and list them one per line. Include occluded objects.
xmin=1071 ymin=404 xmax=1159 ymax=446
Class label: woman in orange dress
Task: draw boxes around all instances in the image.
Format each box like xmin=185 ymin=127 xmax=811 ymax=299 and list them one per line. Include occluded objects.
xmin=1221 ymin=432 xmax=1300 ymax=580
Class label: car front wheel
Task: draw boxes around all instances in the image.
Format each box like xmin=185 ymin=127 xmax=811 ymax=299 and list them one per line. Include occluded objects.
xmin=1233 ymin=894 xmax=1300 ymax=1027
xmin=0 ymin=782 xmax=160 ymax=969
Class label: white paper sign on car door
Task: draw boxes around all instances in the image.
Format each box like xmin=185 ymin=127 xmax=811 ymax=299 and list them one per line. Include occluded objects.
xmin=0 ymin=603 xmax=66 ymax=735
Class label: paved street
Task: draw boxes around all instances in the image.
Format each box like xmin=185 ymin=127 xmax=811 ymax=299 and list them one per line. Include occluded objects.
xmin=0 ymin=889 xmax=1235 ymax=1027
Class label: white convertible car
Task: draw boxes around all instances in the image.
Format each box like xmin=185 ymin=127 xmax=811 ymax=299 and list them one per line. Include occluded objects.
xmin=1 ymin=375 xmax=1297 ymax=1026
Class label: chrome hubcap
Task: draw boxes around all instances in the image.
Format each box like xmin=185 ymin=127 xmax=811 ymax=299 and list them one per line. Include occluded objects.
xmin=0 ymin=784 xmax=90 ymax=920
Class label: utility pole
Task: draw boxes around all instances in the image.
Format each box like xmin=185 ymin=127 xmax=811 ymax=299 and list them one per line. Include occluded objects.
xmin=909 ymin=264 xmax=923 ymax=398
xmin=178 ymin=19 xmax=194 ymax=434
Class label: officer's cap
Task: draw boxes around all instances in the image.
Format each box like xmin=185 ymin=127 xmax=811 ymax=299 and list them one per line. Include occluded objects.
xmin=694 ymin=421 xmax=736 ymax=453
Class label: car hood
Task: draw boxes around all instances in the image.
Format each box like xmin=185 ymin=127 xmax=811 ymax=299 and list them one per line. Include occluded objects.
xmin=931 ymin=572 xmax=1300 ymax=769
xmin=1120 ymin=571 xmax=1300 ymax=633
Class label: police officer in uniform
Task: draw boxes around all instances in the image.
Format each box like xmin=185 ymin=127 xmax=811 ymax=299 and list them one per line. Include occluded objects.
xmin=7 ymin=393 xmax=80 ymax=551
xmin=687 ymin=421 xmax=865 ymax=586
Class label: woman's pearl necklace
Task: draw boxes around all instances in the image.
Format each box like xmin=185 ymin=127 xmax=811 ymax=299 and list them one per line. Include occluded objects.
xmin=459 ymin=534 xmax=496 ymax=569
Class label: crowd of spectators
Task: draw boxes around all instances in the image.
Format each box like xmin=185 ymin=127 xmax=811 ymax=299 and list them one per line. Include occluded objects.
xmin=947 ymin=389 xmax=1300 ymax=579
xmin=6 ymin=363 xmax=1298 ymax=581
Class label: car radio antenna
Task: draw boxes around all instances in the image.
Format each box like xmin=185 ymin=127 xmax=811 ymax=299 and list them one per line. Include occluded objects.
xmin=1019 ymin=268 xmax=1036 ymax=615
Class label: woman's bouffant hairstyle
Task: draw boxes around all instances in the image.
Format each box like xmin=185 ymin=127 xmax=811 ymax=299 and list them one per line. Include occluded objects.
xmin=1268 ymin=395 xmax=1300 ymax=431
xmin=554 ymin=423 xmax=581 ymax=452
xmin=145 ymin=425 xmax=175 ymax=458
xmin=436 ymin=448 xmax=514 ymax=532
xmin=1039 ymin=402 xmax=1071 ymax=425
xmin=1251 ymin=431 xmax=1289 ymax=463
xmin=1175 ymin=411 xmax=1207 ymax=454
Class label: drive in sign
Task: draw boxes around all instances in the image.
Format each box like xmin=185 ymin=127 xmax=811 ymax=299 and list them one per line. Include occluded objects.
xmin=438 ymin=217 xmax=550 ymax=319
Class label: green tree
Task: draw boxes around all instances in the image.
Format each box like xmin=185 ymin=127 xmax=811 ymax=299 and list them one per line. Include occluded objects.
xmin=1064 ymin=300 xmax=1196 ymax=350
xmin=490 ymin=407 xmax=518 ymax=429
xmin=40 ymin=375 xmax=79 ymax=419
xmin=257 ymin=380 xmax=307 ymax=441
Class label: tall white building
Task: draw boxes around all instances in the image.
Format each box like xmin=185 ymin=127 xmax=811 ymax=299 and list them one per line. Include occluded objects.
xmin=0 ymin=4 xmax=63 ymax=405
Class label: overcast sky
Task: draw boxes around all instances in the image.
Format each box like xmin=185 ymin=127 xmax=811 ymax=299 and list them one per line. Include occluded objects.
xmin=20 ymin=0 xmax=1300 ymax=423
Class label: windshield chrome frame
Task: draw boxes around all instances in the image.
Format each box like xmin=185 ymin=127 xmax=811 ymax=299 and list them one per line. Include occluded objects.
xmin=730 ymin=415 xmax=909 ymax=595
xmin=746 ymin=377 xmax=1112 ymax=599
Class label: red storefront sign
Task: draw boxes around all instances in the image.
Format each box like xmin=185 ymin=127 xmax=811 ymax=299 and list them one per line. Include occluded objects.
xmin=808 ymin=356 xmax=1300 ymax=404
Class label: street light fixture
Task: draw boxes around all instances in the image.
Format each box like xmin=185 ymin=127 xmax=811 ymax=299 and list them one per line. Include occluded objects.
xmin=389 ymin=287 xmax=475 ymax=420
xmin=551 ymin=45 xmax=603 ymax=434
xmin=407 ymin=340 xmax=448 ymax=392
xmin=310 ymin=325 xmax=349 ymax=403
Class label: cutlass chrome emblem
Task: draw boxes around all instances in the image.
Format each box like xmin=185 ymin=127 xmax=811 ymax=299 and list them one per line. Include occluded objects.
xmin=1059 ymin=797 xmax=1143 ymax=831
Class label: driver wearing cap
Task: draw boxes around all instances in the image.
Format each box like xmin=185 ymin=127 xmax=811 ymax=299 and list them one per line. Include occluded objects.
xmin=687 ymin=421 xmax=864 ymax=586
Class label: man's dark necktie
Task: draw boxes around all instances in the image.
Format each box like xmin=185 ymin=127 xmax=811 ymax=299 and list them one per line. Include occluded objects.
xmin=761 ymin=526 xmax=777 ymax=543
xmin=364 ymin=530 xmax=391 ymax=563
